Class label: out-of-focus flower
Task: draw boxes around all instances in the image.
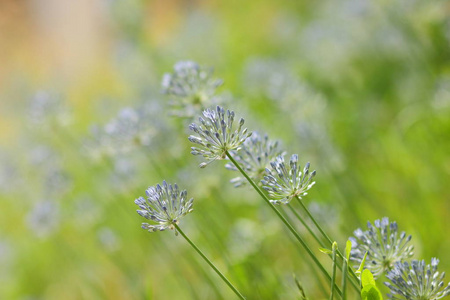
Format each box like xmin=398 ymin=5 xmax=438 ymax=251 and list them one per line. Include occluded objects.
xmin=349 ymin=217 xmax=414 ymax=278
xmin=162 ymin=61 xmax=223 ymax=117
xmin=0 ymin=151 xmax=19 ymax=194
xmin=28 ymin=145 xmax=72 ymax=196
xmin=97 ymin=227 xmax=120 ymax=252
xmin=85 ymin=105 xmax=157 ymax=159
xmin=28 ymin=91 xmax=72 ymax=127
xmin=225 ymin=132 xmax=284 ymax=187
xmin=103 ymin=107 xmax=155 ymax=154
xmin=385 ymin=258 xmax=450 ymax=300
xmin=189 ymin=106 xmax=252 ymax=168
xmin=73 ymin=196 xmax=102 ymax=230
xmin=262 ymin=154 xmax=316 ymax=205
xmin=134 ymin=180 xmax=194 ymax=235
xmin=26 ymin=201 xmax=59 ymax=238
xmin=432 ymin=77 xmax=450 ymax=112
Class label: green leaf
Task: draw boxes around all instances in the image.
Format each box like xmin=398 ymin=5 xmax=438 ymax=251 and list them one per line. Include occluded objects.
xmin=361 ymin=284 xmax=383 ymax=300
xmin=345 ymin=240 xmax=352 ymax=261
xmin=356 ymin=252 xmax=368 ymax=276
xmin=361 ymin=269 xmax=376 ymax=287
xmin=293 ymin=274 xmax=308 ymax=300
xmin=319 ymin=247 xmax=332 ymax=255
xmin=332 ymin=241 xmax=338 ymax=250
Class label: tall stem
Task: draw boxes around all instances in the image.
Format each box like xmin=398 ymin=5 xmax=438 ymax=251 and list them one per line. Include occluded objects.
xmin=226 ymin=151 xmax=342 ymax=297
xmin=341 ymin=255 xmax=348 ymax=300
xmin=286 ymin=204 xmax=325 ymax=247
xmin=174 ymin=224 xmax=246 ymax=300
xmin=294 ymin=196 xmax=360 ymax=291
xmin=330 ymin=243 xmax=338 ymax=300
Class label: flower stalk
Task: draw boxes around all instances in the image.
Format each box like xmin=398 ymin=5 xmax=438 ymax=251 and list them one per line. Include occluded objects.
xmin=226 ymin=151 xmax=342 ymax=297
xmin=175 ymin=224 xmax=246 ymax=300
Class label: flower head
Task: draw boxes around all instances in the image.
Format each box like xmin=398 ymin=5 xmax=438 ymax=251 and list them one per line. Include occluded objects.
xmin=86 ymin=105 xmax=157 ymax=159
xmin=261 ymin=154 xmax=316 ymax=204
xmin=225 ymin=132 xmax=284 ymax=187
xmin=349 ymin=217 xmax=414 ymax=278
xmin=134 ymin=180 xmax=194 ymax=235
xmin=385 ymin=258 xmax=450 ymax=300
xmin=189 ymin=106 xmax=252 ymax=168
xmin=29 ymin=90 xmax=72 ymax=127
xmin=103 ymin=107 xmax=155 ymax=154
xmin=162 ymin=61 xmax=223 ymax=117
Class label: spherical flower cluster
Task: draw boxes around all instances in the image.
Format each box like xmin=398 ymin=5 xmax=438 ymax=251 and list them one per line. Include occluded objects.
xmin=261 ymin=154 xmax=316 ymax=205
xmin=349 ymin=217 xmax=414 ymax=278
xmin=86 ymin=106 xmax=157 ymax=159
xmin=225 ymin=132 xmax=284 ymax=187
xmin=29 ymin=90 xmax=72 ymax=127
xmin=385 ymin=258 xmax=450 ymax=300
xmin=189 ymin=106 xmax=252 ymax=168
xmin=104 ymin=107 xmax=155 ymax=153
xmin=134 ymin=180 xmax=194 ymax=235
xmin=162 ymin=61 xmax=223 ymax=117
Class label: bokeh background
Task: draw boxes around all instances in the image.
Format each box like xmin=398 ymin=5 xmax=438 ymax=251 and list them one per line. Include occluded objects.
xmin=1 ymin=0 xmax=450 ymax=299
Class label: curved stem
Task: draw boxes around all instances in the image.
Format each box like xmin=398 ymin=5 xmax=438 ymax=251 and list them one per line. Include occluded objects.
xmin=226 ymin=151 xmax=342 ymax=297
xmin=174 ymin=224 xmax=246 ymax=300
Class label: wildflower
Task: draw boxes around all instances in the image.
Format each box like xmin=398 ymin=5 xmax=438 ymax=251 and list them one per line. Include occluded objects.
xmin=261 ymin=154 xmax=316 ymax=204
xmin=225 ymin=132 xmax=284 ymax=187
xmin=86 ymin=105 xmax=157 ymax=159
xmin=28 ymin=90 xmax=71 ymax=127
xmin=349 ymin=217 xmax=414 ymax=278
xmin=103 ymin=107 xmax=155 ymax=154
xmin=162 ymin=61 xmax=223 ymax=117
xmin=385 ymin=258 xmax=450 ymax=300
xmin=98 ymin=227 xmax=120 ymax=252
xmin=189 ymin=106 xmax=252 ymax=168
xmin=134 ymin=180 xmax=194 ymax=235
xmin=27 ymin=201 xmax=60 ymax=238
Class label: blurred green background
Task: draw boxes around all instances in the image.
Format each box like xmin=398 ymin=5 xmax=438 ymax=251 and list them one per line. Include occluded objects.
xmin=1 ymin=0 xmax=449 ymax=299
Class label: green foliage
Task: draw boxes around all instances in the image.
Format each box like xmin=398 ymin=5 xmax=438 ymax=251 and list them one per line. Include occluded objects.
xmin=356 ymin=252 xmax=368 ymax=277
xmin=293 ymin=274 xmax=309 ymax=300
xmin=345 ymin=240 xmax=352 ymax=261
xmin=360 ymin=270 xmax=383 ymax=300
xmin=361 ymin=286 xmax=383 ymax=300
xmin=319 ymin=247 xmax=333 ymax=255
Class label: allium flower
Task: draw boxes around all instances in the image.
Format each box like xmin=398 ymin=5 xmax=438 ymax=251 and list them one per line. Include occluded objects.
xmin=385 ymin=258 xmax=450 ymax=300
xmin=162 ymin=61 xmax=223 ymax=117
xmin=189 ymin=106 xmax=252 ymax=168
xmin=85 ymin=105 xmax=157 ymax=159
xmin=349 ymin=217 xmax=414 ymax=278
xmin=29 ymin=90 xmax=72 ymax=127
xmin=261 ymin=154 xmax=316 ymax=204
xmin=27 ymin=201 xmax=60 ymax=238
xmin=134 ymin=181 xmax=194 ymax=235
xmin=103 ymin=107 xmax=155 ymax=154
xmin=225 ymin=132 xmax=284 ymax=187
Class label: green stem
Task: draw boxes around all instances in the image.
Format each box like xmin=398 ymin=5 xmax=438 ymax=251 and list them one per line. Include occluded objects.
xmin=330 ymin=243 xmax=338 ymax=300
xmin=294 ymin=196 xmax=360 ymax=291
xmin=286 ymin=204 xmax=326 ymax=248
xmin=341 ymin=256 xmax=348 ymax=300
xmin=226 ymin=151 xmax=342 ymax=297
xmin=284 ymin=212 xmax=330 ymax=299
xmin=294 ymin=196 xmax=333 ymax=245
xmin=174 ymin=224 xmax=246 ymax=300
